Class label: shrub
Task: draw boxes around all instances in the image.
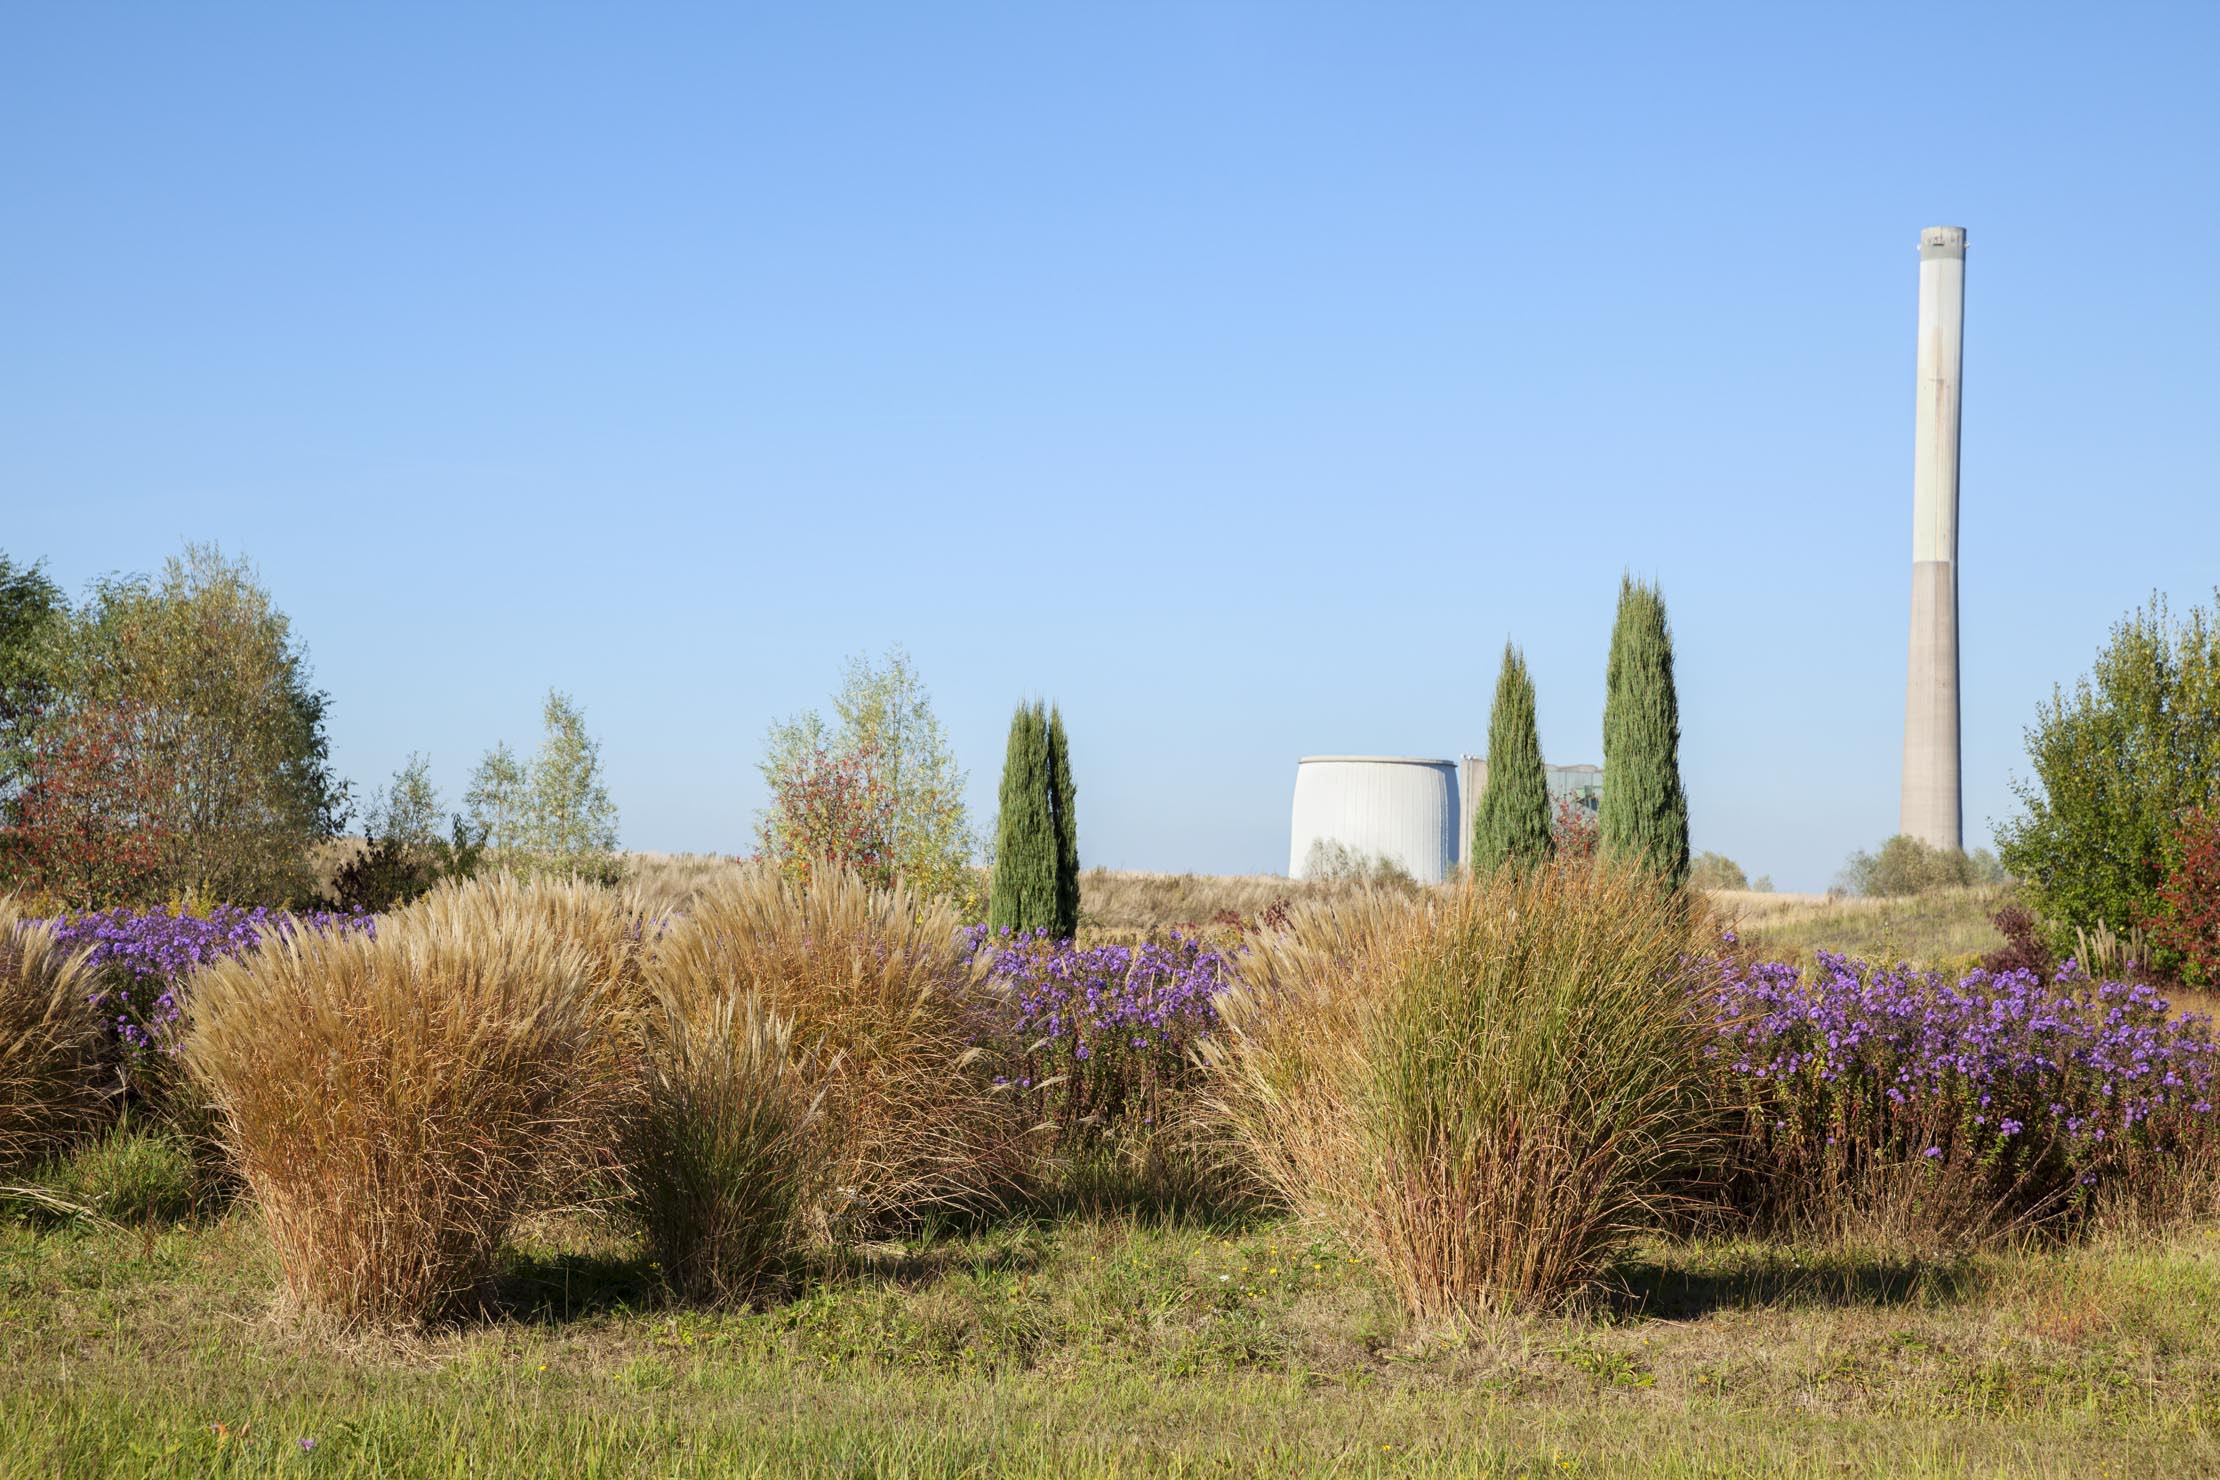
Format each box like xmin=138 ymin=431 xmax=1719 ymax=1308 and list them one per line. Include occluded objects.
xmin=0 ymin=903 xmax=110 ymax=1169
xmin=1300 ymin=839 xmax=1420 ymax=890
xmin=1206 ymin=865 xmax=1718 ymax=1317
xmin=626 ymin=992 xmax=823 ymax=1305
xmin=649 ymin=867 xmax=1028 ymax=1234
xmin=1688 ymin=851 xmax=1748 ymax=891
xmin=757 ymin=647 xmax=977 ymax=909
xmin=330 ymin=754 xmax=486 ymax=912
xmin=1999 ymin=590 xmax=2220 ymax=959
xmin=329 ymin=818 xmax=485 ymax=914
xmin=2144 ymin=806 xmax=2220 ymax=988
xmin=1708 ymin=952 xmax=2220 ymax=1244
xmin=1982 ymin=902 xmax=2057 ymax=981
xmin=1551 ymin=795 xmax=1599 ymax=863
xmin=1839 ymin=834 xmax=1982 ymax=896
xmin=59 ymin=1120 xmax=198 ymax=1224
xmin=181 ymin=885 xmax=624 ymax=1324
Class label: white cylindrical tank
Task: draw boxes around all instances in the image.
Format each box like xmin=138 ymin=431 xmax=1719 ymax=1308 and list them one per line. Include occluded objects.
xmin=1288 ymin=756 xmax=1459 ymax=884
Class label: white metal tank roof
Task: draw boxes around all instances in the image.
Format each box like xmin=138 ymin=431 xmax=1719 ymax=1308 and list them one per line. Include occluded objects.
xmin=1288 ymin=756 xmax=1459 ymax=885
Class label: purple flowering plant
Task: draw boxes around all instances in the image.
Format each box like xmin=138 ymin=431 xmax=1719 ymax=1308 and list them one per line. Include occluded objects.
xmin=1709 ymin=948 xmax=2220 ymax=1235
xmin=964 ymin=926 xmax=1235 ymax=1144
xmin=44 ymin=904 xmax=374 ymax=1058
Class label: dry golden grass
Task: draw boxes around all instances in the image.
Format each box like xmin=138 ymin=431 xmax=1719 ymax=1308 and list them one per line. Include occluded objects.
xmin=622 ymin=851 xmax=750 ymax=921
xmin=1077 ymin=867 xmax=1409 ymax=941
xmin=624 ymin=857 xmax=1407 ymax=942
xmin=1207 ymin=866 xmax=1721 ymax=1318
xmin=402 ymin=873 xmax=659 ymax=1201
xmin=408 ymin=871 xmax=654 ymax=1005
xmin=1709 ymin=885 xmax=2010 ymax=970
xmin=181 ymin=880 xmax=628 ymax=1325
xmin=652 ymin=866 xmax=1031 ymax=1235
xmin=0 ymin=901 xmax=111 ymax=1170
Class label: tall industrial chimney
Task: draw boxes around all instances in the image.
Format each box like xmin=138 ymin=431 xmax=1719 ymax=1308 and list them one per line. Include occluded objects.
xmin=1901 ymin=225 xmax=1966 ymax=851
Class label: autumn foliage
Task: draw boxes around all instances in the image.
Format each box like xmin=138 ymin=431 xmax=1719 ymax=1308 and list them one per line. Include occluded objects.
xmin=2143 ymin=806 xmax=2220 ymax=988
xmin=1 ymin=700 xmax=173 ymax=908
xmin=755 ymin=738 xmax=899 ymax=892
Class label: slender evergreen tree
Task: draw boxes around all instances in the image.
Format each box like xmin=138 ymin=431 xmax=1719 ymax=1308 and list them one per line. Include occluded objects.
xmin=1045 ymin=704 xmax=1080 ymax=937
xmin=989 ymin=702 xmax=1056 ymax=931
xmin=1472 ymin=644 xmax=1553 ymax=873
xmin=1600 ymin=575 xmax=1690 ymax=888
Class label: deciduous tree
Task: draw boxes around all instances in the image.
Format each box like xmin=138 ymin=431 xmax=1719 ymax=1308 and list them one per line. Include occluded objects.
xmin=2002 ymin=592 xmax=2220 ymax=961
xmin=58 ymin=545 xmax=343 ymax=903
xmin=759 ymin=647 xmax=974 ymax=906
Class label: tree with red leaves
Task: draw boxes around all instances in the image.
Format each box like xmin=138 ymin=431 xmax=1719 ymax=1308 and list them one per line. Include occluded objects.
xmin=754 ymin=736 xmax=898 ymax=892
xmin=1 ymin=699 xmax=173 ymax=908
xmin=2143 ymin=806 xmax=2220 ymax=988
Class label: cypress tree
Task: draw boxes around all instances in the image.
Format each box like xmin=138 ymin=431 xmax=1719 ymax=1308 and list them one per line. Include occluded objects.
xmin=1600 ymin=575 xmax=1690 ymax=889
xmin=989 ymin=702 xmax=1056 ymax=932
xmin=1045 ymin=704 xmax=1080 ymax=937
xmin=1472 ymin=644 xmax=1553 ymax=873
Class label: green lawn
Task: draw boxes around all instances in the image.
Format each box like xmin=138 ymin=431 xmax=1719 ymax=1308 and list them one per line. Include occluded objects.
xmin=6 ymin=1204 xmax=2219 ymax=1476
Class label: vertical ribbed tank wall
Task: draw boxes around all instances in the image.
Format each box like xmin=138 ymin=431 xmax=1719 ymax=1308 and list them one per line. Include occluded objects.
xmin=1288 ymin=757 xmax=1459 ymax=884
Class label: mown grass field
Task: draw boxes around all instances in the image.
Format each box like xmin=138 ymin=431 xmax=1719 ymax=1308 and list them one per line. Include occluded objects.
xmin=7 ymin=1203 xmax=2220 ymax=1477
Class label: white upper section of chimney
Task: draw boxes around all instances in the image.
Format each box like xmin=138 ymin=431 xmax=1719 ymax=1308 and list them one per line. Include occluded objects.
xmin=1911 ymin=226 xmax=1967 ymax=567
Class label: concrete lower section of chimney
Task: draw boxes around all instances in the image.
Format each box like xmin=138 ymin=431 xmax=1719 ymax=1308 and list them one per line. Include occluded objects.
xmin=1901 ymin=558 xmax=1962 ymax=850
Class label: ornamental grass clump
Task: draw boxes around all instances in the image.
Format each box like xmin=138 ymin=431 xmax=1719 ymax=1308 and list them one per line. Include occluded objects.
xmin=1205 ymin=866 xmax=1718 ymax=1318
xmin=402 ymin=873 xmax=658 ymax=1200
xmin=1709 ymin=951 xmax=2220 ymax=1244
xmin=626 ymin=990 xmax=824 ymax=1304
xmin=181 ymin=889 xmax=622 ymax=1325
xmin=0 ymin=902 xmax=111 ymax=1170
xmin=654 ymin=866 xmax=1027 ymax=1234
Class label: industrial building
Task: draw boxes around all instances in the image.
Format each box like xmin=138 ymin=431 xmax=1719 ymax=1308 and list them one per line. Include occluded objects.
xmin=1288 ymin=755 xmax=1602 ymax=883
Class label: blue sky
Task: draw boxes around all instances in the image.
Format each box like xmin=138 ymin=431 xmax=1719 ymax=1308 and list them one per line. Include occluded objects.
xmin=5 ymin=4 xmax=2216 ymax=889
